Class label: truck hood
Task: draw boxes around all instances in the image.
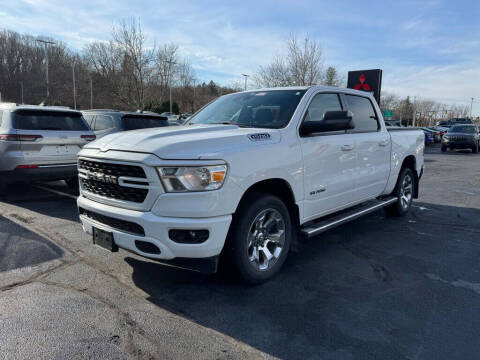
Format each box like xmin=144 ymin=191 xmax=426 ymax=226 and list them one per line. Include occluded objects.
xmin=84 ymin=124 xmax=281 ymax=160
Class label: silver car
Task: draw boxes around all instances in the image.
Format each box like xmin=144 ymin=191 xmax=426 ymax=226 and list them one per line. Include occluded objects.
xmin=0 ymin=103 xmax=96 ymax=193
xmin=82 ymin=110 xmax=171 ymax=139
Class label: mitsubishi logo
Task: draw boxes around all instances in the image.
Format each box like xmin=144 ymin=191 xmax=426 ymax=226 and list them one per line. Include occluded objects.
xmin=353 ymin=73 xmax=371 ymax=91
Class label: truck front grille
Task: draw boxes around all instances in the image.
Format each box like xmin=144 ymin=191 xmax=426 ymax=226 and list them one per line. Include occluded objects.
xmin=79 ymin=159 xmax=146 ymax=178
xmin=80 ymin=178 xmax=148 ymax=203
xmin=79 ymin=159 xmax=149 ymax=203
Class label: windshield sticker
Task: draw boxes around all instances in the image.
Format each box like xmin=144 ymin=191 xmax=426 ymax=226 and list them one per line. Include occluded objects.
xmin=248 ymin=133 xmax=271 ymax=141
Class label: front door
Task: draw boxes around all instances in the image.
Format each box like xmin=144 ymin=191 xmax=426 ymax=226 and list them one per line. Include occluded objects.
xmin=299 ymin=92 xmax=358 ymax=222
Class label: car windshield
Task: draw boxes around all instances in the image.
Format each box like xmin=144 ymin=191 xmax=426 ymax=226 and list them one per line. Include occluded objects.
xmin=188 ymin=90 xmax=307 ymax=129
xmin=449 ymin=125 xmax=476 ymax=133
xmin=13 ymin=110 xmax=89 ymax=131
xmin=122 ymin=115 xmax=169 ymax=130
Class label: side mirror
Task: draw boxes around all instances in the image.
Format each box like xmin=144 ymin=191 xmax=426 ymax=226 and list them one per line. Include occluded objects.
xmin=300 ymin=110 xmax=354 ymax=136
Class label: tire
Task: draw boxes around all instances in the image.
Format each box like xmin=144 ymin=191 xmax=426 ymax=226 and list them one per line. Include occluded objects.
xmin=472 ymin=142 xmax=479 ymax=154
xmin=0 ymin=182 xmax=5 ymax=197
xmin=65 ymin=177 xmax=79 ymax=194
xmin=385 ymin=167 xmax=415 ymax=217
xmin=441 ymin=146 xmax=447 ymax=152
xmin=224 ymin=192 xmax=292 ymax=284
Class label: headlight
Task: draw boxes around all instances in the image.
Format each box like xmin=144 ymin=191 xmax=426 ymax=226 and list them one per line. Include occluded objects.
xmin=157 ymin=165 xmax=227 ymax=192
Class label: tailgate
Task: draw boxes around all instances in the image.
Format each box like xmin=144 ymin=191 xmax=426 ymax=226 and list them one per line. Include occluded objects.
xmin=13 ymin=109 xmax=93 ymax=164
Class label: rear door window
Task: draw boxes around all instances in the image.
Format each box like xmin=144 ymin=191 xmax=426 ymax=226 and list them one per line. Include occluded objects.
xmin=93 ymin=115 xmax=114 ymax=131
xmin=344 ymin=95 xmax=379 ymax=132
xmin=13 ymin=110 xmax=89 ymax=131
xmin=122 ymin=116 xmax=169 ymax=130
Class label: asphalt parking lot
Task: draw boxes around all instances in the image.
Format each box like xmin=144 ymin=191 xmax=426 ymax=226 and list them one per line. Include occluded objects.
xmin=1 ymin=144 xmax=479 ymax=360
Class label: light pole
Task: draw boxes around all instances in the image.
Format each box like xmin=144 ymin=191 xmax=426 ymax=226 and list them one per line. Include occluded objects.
xmin=89 ymin=77 xmax=93 ymax=109
xmin=20 ymin=81 xmax=24 ymax=104
xmin=242 ymin=74 xmax=249 ymax=91
xmin=163 ymin=60 xmax=177 ymax=114
xmin=412 ymin=96 xmax=417 ymax=127
xmin=470 ymin=97 xmax=474 ymax=119
xmin=72 ymin=60 xmax=77 ymax=109
xmin=35 ymin=37 xmax=56 ymax=100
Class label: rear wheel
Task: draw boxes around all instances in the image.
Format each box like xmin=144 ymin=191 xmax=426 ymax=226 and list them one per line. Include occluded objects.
xmin=225 ymin=192 xmax=292 ymax=284
xmin=441 ymin=146 xmax=447 ymax=152
xmin=385 ymin=167 xmax=415 ymax=217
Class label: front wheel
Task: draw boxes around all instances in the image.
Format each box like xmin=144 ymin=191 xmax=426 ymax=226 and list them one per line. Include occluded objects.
xmin=225 ymin=193 xmax=292 ymax=284
xmin=472 ymin=142 xmax=479 ymax=153
xmin=385 ymin=167 xmax=415 ymax=217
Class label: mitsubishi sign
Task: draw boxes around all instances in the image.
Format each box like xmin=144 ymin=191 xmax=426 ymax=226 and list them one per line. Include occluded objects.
xmin=347 ymin=69 xmax=382 ymax=105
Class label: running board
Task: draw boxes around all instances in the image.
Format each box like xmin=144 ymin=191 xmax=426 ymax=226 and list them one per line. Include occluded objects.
xmin=301 ymin=197 xmax=397 ymax=238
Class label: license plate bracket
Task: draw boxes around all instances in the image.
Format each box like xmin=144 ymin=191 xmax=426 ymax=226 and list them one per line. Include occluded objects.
xmin=93 ymin=227 xmax=118 ymax=252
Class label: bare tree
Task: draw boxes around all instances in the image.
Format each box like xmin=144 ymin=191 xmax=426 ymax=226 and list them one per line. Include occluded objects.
xmin=254 ymin=34 xmax=324 ymax=87
xmin=111 ymin=18 xmax=155 ymax=109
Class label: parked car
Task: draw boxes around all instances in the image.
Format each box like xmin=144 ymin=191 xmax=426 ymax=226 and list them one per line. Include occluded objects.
xmin=421 ymin=127 xmax=441 ymax=142
xmin=441 ymin=124 xmax=480 ymax=153
xmin=0 ymin=103 xmax=95 ymax=193
xmin=160 ymin=112 xmax=179 ymax=121
xmin=420 ymin=128 xmax=436 ymax=144
xmin=385 ymin=120 xmax=401 ymax=127
xmin=82 ymin=110 xmax=170 ymax=139
xmin=77 ymin=86 xmax=424 ymax=283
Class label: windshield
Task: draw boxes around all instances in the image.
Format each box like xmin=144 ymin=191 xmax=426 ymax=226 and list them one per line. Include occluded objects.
xmin=122 ymin=115 xmax=169 ymax=130
xmin=448 ymin=125 xmax=476 ymax=133
xmin=188 ymin=90 xmax=306 ymax=129
xmin=13 ymin=110 xmax=89 ymax=131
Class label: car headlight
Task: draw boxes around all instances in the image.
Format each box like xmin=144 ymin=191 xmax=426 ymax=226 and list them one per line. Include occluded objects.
xmin=157 ymin=165 xmax=227 ymax=192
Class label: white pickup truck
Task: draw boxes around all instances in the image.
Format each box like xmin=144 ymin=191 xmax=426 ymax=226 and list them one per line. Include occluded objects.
xmin=77 ymin=86 xmax=424 ymax=283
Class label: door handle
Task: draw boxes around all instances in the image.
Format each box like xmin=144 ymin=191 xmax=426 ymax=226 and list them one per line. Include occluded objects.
xmin=378 ymin=140 xmax=389 ymax=147
xmin=341 ymin=144 xmax=354 ymax=151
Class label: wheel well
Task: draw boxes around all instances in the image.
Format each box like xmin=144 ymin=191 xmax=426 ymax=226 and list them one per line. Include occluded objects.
xmin=400 ymin=155 xmax=419 ymax=198
xmin=235 ymin=179 xmax=301 ymax=250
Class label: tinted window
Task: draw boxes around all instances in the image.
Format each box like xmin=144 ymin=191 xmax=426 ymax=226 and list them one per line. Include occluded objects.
xmin=345 ymin=95 xmax=379 ymax=132
xmin=13 ymin=110 xmax=89 ymax=131
xmin=305 ymin=93 xmax=342 ymax=122
xmin=189 ymin=90 xmax=306 ymax=129
xmin=449 ymin=125 xmax=476 ymax=133
xmin=122 ymin=116 xmax=169 ymax=130
xmin=83 ymin=114 xmax=95 ymax=128
xmin=94 ymin=115 xmax=114 ymax=131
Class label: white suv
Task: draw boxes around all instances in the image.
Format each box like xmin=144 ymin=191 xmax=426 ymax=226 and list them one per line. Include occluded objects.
xmin=0 ymin=103 xmax=95 ymax=193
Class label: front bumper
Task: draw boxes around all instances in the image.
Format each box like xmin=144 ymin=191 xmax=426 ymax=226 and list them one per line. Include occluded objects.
xmin=442 ymin=141 xmax=476 ymax=149
xmin=77 ymin=195 xmax=232 ymax=260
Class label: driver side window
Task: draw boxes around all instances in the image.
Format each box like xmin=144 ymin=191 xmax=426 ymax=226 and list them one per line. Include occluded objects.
xmin=306 ymin=93 xmax=343 ymax=122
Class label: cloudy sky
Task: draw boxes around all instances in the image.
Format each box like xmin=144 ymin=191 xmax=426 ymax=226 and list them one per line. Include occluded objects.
xmin=1 ymin=0 xmax=479 ymax=114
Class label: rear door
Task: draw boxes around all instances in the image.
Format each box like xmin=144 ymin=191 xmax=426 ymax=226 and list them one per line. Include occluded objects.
xmin=13 ymin=109 xmax=92 ymax=165
xmin=344 ymin=94 xmax=390 ymax=200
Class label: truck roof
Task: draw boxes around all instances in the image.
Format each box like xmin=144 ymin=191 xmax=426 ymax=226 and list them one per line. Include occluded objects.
xmin=242 ymin=85 xmax=376 ymax=98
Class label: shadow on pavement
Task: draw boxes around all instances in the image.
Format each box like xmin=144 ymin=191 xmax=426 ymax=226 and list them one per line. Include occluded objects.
xmin=126 ymin=203 xmax=480 ymax=360
xmin=0 ymin=215 xmax=64 ymax=272
xmin=1 ymin=181 xmax=80 ymax=223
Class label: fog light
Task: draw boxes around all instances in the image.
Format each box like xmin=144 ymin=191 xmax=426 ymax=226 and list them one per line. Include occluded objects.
xmin=169 ymin=229 xmax=209 ymax=244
